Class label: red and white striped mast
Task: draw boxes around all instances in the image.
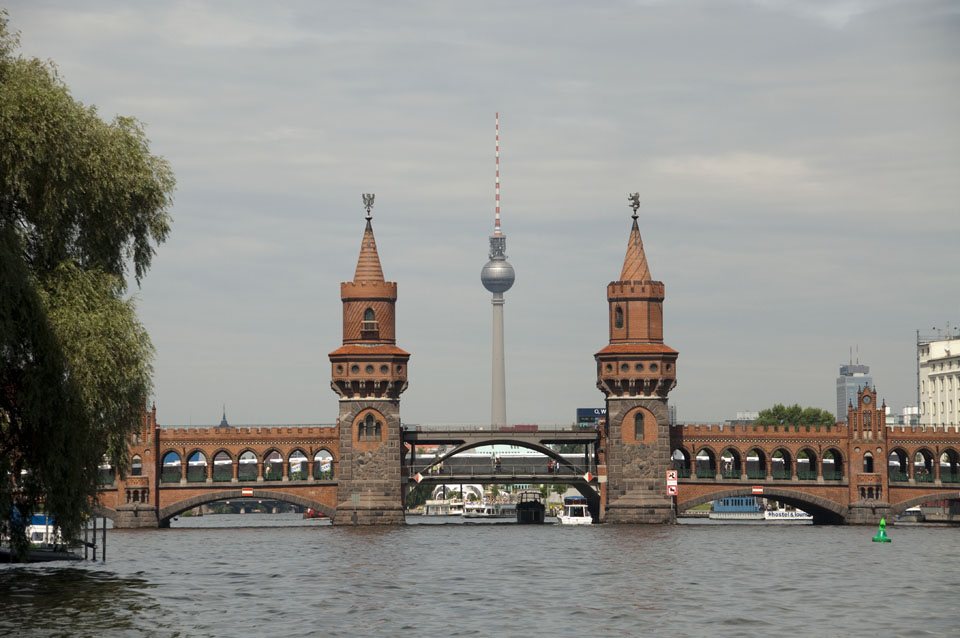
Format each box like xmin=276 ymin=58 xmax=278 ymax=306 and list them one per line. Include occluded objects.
xmin=494 ymin=111 xmax=501 ymax=236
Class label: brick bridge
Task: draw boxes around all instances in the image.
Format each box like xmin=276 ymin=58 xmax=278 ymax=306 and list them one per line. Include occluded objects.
xmin=94 ymin=206 xmax=960 ymax=527
xmin=669 ymin=387 xmax=960 ymax=524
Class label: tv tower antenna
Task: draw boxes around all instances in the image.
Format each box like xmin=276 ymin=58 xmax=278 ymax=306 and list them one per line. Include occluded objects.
xmin=494 ymin=112 xmax=501 ymax=236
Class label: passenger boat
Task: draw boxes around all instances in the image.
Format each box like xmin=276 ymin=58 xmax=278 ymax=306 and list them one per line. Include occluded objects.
xmin=557 ymin=496 xmax=592 ymax=525
xmin=0 ymin=515 xmax=81 ymax=563
xmin=423 ymin=499 xmax=464 ymax=516
xmin=763 ymin=507 xmax=812 ymax=522
xmin=709 ymin=497 xmax=764 ymax=520
xmin=515 ymin=490 xmax=545 ymax=524
xmin=463 ymin=501 xmax=516 ymax=518
xmin=302 ymin=508 xmax=326 ymax=519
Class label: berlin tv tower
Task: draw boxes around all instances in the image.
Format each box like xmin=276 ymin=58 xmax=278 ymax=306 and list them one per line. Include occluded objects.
xmin=480 ymin=113 xmax=515 ymax=427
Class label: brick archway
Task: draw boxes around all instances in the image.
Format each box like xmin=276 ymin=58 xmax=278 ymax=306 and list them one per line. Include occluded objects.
xmin=158 ymin=489 xmax=337 ymax=525
xmin=678 ymin=486 xmax=847 ymax=523
xmin=888 ymin=491 xmax=960 ymax=516
xmin=93 ymin=504 xmax=120 ymax=521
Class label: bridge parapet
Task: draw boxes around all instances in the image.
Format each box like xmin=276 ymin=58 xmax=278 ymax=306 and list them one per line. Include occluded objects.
xmin=675 ymin=423 xmax=849 ymax=438
xmin=160 ymin=425 xmax=338 ymax=438
xmin=888 ymin=424 xmax=960 ymax=436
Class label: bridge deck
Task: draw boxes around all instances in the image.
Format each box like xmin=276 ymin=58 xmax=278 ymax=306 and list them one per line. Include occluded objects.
xmin=403 ymin=428 xmax=600 ymax=446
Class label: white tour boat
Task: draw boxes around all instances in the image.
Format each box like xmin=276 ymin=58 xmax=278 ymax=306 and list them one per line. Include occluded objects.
xmin=763 ymin=507 xmax=812 ymax=522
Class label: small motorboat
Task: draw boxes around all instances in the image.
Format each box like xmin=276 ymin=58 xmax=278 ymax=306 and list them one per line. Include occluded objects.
xmin=557 ymin=496 xmax=592 ymax=525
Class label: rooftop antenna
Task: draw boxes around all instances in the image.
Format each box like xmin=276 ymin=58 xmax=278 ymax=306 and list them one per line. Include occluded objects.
xmin=849 ymin=346 xmax=853 ymax=365
xmin=856 ymin=344 xmax=859 ymax=365
xmin=494 ymin=112 xmax=501 ymax=236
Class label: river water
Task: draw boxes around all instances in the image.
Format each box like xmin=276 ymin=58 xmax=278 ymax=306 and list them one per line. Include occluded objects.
xmin=2 ymin=515 xmax=958 ymax=637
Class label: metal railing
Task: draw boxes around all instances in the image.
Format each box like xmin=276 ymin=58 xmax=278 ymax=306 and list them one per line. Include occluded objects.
xmin=695 ymin=467 xmax=716 ymax=479
xmin=410 ymin=463 xmax=594 ymax=478
xmin=797 ymin=470 xmax=817 ymax=480
xmin=888 ymin=472 xmax=909 ymax=482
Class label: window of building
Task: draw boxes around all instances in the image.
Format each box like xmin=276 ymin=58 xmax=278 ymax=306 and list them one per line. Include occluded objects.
xmin=359 ymin=414 xmax=382 ymax=441
xmin=614 ymin=306 xmax=623 ymax=329
xmin=362 ymin=308 xmax=377 ymax=333
xmin=131 ymin=455 xmax=142 ymax=476
xmin=634 ymin=412 xmax=644 ymax=441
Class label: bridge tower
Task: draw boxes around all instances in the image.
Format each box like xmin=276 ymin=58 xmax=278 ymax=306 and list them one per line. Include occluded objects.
xmin=845 ymin=385 xmax=891 ymax=524
xmin=329 ymin=196 xmax=410 ymax=524
xmin=595 ymin=196 xmax=678 ymax=523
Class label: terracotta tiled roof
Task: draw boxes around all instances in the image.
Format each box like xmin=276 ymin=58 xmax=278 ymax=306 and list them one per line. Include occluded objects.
xmin=595 ymin=343 xmax=678 ymax=356
xmin=354 ymin=219 xmax=385 ymax=282
xmin=619 ymin=218 xmax=651 ymax=282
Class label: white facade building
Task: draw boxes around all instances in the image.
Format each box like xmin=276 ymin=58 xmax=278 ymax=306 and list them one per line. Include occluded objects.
xmin=919 ymin=337 xmax=960 ymax=426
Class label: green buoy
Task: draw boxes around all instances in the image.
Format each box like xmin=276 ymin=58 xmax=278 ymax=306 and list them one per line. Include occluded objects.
xmin=872 ymin=517 xmax=891 ymax=543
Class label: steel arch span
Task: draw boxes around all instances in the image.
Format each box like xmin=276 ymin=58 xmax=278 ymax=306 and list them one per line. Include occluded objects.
xmin=157 ymin=489 xmax=336 ymax=526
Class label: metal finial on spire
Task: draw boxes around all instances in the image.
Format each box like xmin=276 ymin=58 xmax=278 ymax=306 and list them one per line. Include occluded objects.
xmin=494 ymin=113 xmax=502 ymax=236
xmin=362 ymin=193 xmax=375 ymax=220
xmin=628 ymin=192 xmax=640 ymax=219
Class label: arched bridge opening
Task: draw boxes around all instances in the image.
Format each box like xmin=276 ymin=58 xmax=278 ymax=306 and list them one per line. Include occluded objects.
xmin=888 ymin=491 xmax=960 ymax=517
xmin=157 ymin=490 xmax=336 ymax=527
xmin=92 ymin=504 xmax=119 ymax=522
xmin=406 ymin=438 xmax=602 ymax=521
xmin=679 ymin=487 xmax=847 ymax=525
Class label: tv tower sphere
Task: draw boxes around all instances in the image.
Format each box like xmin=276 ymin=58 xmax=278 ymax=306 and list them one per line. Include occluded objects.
xmin=481 ymin=256 xmax=515 ymax=293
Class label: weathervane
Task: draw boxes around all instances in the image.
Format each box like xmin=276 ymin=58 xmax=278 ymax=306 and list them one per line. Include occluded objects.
xmin=628 ymin=192 xmax=640 ymax=219
xmin=362 ymin=193 xmax=375 ymax=220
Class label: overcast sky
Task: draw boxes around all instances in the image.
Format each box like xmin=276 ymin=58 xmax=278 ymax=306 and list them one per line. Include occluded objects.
xmin=7 ymin=1 xmax=959 ymax=426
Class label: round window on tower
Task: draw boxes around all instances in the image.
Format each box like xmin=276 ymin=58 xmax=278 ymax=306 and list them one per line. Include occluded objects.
xmin=649 ymin=363 xmax=659 ymax=372
xmin=605 ymin=364 xmax=613 ymax=373
xmin=635 ymin=363 xmax=644 ymax=372
xmin=380 ymin=365 xmax=389 ymax=374
xmin=365 ymin=365 xmax=374 ymax=374
xmin=621 ymin=363 xmax=629 ymax=372
xmin=350 ymin=365 xmax=359 ymax=374
xmin=336 ymin=365 xmax=343 ymax=374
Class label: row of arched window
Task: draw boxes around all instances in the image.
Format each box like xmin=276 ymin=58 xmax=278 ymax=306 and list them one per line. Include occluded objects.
xmin=672 ymin=446 xmax=960 ymax=483
xmin=158 ymin=449 xmax=335 ymax=483
xmin=673 ymin=447 xmax=845 ymax=480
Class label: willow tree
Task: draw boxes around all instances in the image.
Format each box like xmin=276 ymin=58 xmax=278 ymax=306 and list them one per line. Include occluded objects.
xmin=0 ymin=11 xmax=174 ymax=556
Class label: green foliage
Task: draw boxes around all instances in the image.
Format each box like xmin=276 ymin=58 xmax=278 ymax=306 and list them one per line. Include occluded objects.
xmin=406 ymin=483 xmax=429 ymax=508
xmin=754 ymin=404 xmax=835 ymax=427
xmin=0 ymin=12 xmax=173 ymax=558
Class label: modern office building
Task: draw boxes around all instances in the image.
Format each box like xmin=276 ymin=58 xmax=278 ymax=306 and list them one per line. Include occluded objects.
xmin=837 ymin=363 xmax=872 ymax=425
xmin=918 ymin=334 xmax=960 ymax=426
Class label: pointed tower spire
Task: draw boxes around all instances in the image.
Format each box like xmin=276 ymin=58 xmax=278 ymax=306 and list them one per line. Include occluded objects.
xmin=620 ymin=193 xmax=651 ymax=282
xmin=354 ymin=194 xmax=384 ymax=282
